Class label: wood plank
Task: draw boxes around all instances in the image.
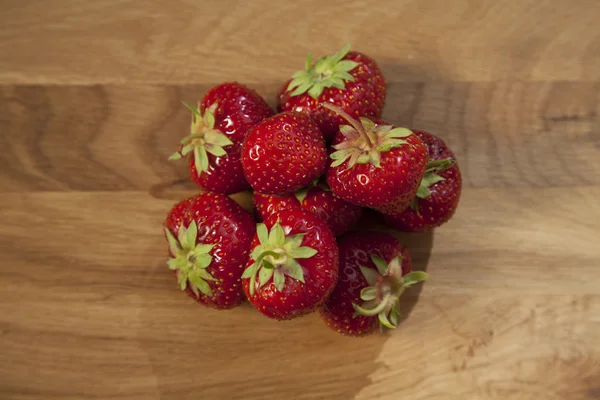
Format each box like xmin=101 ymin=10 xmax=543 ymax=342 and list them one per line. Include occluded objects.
xmin=0 ymin=0 xmax=599 ymax=84
xmin=1 ymin=82 xmax=598 ymax=192
xmin=0 ymin=189 xmax=599 ymax=399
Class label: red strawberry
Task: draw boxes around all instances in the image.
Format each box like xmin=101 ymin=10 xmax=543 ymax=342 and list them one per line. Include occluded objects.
xmin=163 ymin=192 xmax=256 ymax=309
xmin=384 ymin=130 xmax=462 ymax=232
xmin=241 ymin=208 xmax=339 ymax=320
xmin=253 ymin=182 xmax=363 ymax=236
xmin=241 ymin=112 xmax=327 ymax=194
xmin=278 ymin=44 xmax=386 ymax=142
xmin=170 ymin=82 xmax=274 ymax=194
xmin=320 ymin=231 xmax=428 ymax=336
xmin=324 ymin=103 xmax=429 ymax=215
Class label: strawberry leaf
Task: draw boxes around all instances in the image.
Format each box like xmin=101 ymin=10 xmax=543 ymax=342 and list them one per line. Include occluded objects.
xmin=273 ymin=269 xmax=285 ymax=292
xmin=294 ymin=187 xmax=309 ymax=203
xmin=289 ymin=246 xmax=317 ymax=259
xmin=194 ymin=253 xmax=212 ymax=269
xmin=359 ymin=266 xmax=381 ymax=286
xmin=194 ymin=146 xmax=209 ymax=173
xmin=360 ymin=286 xmax=377 ymax=301
xmin=402 ymin=271 xmax=429 ymax=287
xmin=241 ymin=262 xmax=257 ymax=279
xmin=284 ymin=259 xmax=305 ymax=283
xmin=387 ymin=256 xmax=403 ymax=277
xmin=166 ymin=222 xmax=217 ymax=297
xmin=269 ymin=222 xmax=285 ymax=246
xmin=370 ymin=254 xmax=389 ymax=276
xmin=286 ymin=44 xmax=358 ymax=99
xmin=205 ymin=145 xmax=227 ymax=157
xmin=256 ymin=223 xmax=269 ymax=245
xmin=164 ymin=228 xmax=182 ymax=255
xmin=244 ymin=220 xmax=316 ymax=294
xmin=186 ymin=220 xmax=197 ymax=248
xmin=378 ymin=312 xmax=395 ymax=329
xmin=181 ymin=101 xmax=202 ymax=116
xmin=258 ymin=267 xmax=275 ymax=289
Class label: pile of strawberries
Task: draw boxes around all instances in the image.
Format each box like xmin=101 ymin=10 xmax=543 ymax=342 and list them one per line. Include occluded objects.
xmin=163 ymin=45 xmax=462 ymax=336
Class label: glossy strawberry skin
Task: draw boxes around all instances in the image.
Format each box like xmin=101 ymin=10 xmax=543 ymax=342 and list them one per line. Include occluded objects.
xmin=252 ymin=192 xmax=300 ymax=221
xmin=164 ymin=192 xmax=256 ymax=309
xmin=188 ymin=145 xmax=248 ymax=194
xmin=241 ymin=112 xmax=327 ymax=194
xmin=191 ymin=82 xmax=274 ymax=194
xmin=326 ymin=121 xmax=429 ymax=215
xmin=384 ymin=131 xmax=462 ymax=232
xmin=278 ymin=51 xmax=386 ymax=142
xmin=201 ymin=82 xmax=275 ymax=144
xmin=242 ymin=209 xmax=339 ymax=320
xmin=253 ymin=187 xmax=363 ymax=236
xmin=320 ymin=231 xmax=412 ymax=336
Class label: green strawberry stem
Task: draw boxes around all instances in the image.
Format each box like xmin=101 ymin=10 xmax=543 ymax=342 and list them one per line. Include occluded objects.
xmin=353 ymin=254 xmax=428 ymax=330
xmin=322 ymin=103 xmax=373 ymax=147
xmin=323 ymin=103 xmax=414 ymax=169
xmin=242 ymin=221 xmax=318 ymax=296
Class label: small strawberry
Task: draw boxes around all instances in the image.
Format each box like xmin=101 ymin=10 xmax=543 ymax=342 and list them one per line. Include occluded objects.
xmin=253 ymin=182 xmax=363 ymax=236
xmin=384 ymin=130 xmax=462 ymax=232
xmin=278 ymin=44 xmax=386 ymax=142
xmin=241 ymin=112 xmax=327 ymax=194
xmin=320 ymin=231 xmax=428 ymax=336
xmin=241 ymin=209 xmax=339 ymax=320
xmin=170 ymin=82 xmax=274 ymax=194
xmin=324 ymin=103 xmax=429 ymax=215
xmin=163 ymin=192 xmax=256 ymax=309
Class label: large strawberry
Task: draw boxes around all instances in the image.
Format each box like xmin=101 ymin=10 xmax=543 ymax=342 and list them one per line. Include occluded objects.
xmin=320 ymin=231 xmax=428 ymax=336
xmin=163 ymin=192 xmax=256 ymax=309
xmin=169 ymin=82 xmax=274 ymax=194
xmin=324 ymin=103 xmax=429 ymax=215
xmin=384 ymin=130 xmax=462 ymax=232
xmin=241 ymin=112 xmax=327 ymax=194
xmin=253 ymin=182 xmax=363 ymax=236
xmin=278 ymin=44 xmax=386 ymax=142
xmin=241 ymin=209 xmax=339 ymax=320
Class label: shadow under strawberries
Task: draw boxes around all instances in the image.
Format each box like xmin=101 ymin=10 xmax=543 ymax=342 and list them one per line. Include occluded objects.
xmin=137 ymin=256 xmax=387 ymax=400
xmin=137 ymin=202 xmax=433 ymax=400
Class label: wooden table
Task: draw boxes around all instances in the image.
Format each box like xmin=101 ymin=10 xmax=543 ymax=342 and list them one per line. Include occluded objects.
xmin=1 ymin=1 xmax=599 ymax=399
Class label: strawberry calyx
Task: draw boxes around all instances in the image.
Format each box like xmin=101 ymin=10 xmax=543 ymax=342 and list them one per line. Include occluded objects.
xmin=164 ymin=220 xmax=217 ymax=297
xmin=324 ymin=103 xmax=413 ymax=168
xmin=293 ymin=178 xmax=330 ymax=203
xmin=286 ymin=44 xmax=359 ymax=99
xmin=169 ymin=102 xmax=234 ymax=175
xmin=353 ymin=254 xmax=428 ymax=329
xmin=410 ymin=157 xmax=456 ymax=211
xmin=242 ymin=221 xmax=317 ymax=296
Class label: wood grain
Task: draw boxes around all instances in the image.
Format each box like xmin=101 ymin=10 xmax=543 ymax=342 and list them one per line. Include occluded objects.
xmin=1 ymin=0 xmax=600 ymax=84
xmin=0 ymin=189 xmax=598 ymax=399
xmin=1 ymin=1 xmax=600 ymax=399
xmin=1 ymin=82 xmax=598 ymax=192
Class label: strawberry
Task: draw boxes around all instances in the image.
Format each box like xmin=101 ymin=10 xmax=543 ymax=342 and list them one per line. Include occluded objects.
xmin=384 ymin=130 xmax=462 ymax=232
xmin=170 ymin=82 xmax=274 ymax=194
xmin=324 ymin=103 xmax=429 ymax=215
xmin=253 ymin=182 xmax=363 ymax=236
xmin=241 ymin=209 xmax=339 ymax=320
xmin=278 ymin=44 xmax=386 ymax=142
xmin=320 ymin=231 xmax=428 ymax=336
xmin=241 ymin=112 xmax=327 ymax=194
xmin=163 ymin=192 xmax=256 ymax=309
